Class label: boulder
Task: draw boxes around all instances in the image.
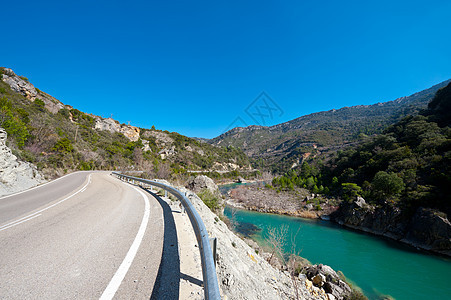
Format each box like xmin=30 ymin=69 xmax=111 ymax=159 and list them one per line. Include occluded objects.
xmin=312 ymin=273 xmax=326 ymax=287
xmin=355 ymin=196 xmax=366 ymax=208
xmin=186 ymin=175 xmax=220 ymax=195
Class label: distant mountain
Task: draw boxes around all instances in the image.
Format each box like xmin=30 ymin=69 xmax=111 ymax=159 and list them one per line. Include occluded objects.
xmin=209 ymin=79 xmax=451 ymax=172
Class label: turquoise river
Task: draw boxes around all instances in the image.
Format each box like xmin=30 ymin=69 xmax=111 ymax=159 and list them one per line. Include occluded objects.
xmin=223 ymin=206 xmax=451 ymax=300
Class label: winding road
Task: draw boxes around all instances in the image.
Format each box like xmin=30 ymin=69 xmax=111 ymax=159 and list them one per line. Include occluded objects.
xmin=0 ymin=171 xmax=164 ymax=299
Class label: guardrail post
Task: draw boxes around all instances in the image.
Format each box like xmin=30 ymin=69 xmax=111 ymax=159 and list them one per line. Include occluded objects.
xmin=209 ymin=237 xmax=217 ymax=267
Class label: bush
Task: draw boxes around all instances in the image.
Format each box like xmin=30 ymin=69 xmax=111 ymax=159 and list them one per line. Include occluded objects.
xmin=52 ymin=138 xmax=74 ymax=153
xmin=197 ymin=188 xmax=221 ymax=211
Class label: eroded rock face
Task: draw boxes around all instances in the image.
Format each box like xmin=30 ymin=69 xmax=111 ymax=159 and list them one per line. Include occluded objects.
xmin=95 ymin=118 xmax=121 ymax=132
xmin=94 ymin=118 xmax=140 ymax=141
xmin=0 ymin=128 xmax=45 ymax=196
xmin=405 ymin=207 xmax=451 ymax=254
xmin=120 ymin=125 xmax=140 ymax=142
xmin=1 ymin=68 xmax=38 ymax=100
xmin=332 ymin=198 xmax=451 ymax=256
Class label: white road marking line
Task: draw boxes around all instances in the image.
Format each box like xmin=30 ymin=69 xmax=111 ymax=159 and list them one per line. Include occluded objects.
xmin=100 ymin=185 xmax=150 ymax=300
xmin=0 ymin=214 xmax=42 ymax=232
xmin=0 ymin=171 xmax=91 ymax=200
xmin=0 ymin=174 xmax=92 ymax=232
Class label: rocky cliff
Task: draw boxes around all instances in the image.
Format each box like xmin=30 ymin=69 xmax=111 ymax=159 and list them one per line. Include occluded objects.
xmin=0 ymin=128 xmax=45 ymax=196
xmin=332 ymin=198 xmax=451 ymax=256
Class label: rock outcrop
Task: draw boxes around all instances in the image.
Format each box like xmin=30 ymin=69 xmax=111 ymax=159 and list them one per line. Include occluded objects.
xmin=94 ymin=118 xmax=121 ymax=132
xmin=0 ymin=128 xmax=45 ymax=196
xmin=1 ymin=68 xmax=37 ymax=100
xmin=1 ymin=68 xmax=64 ymax=113
xmin=186 ymin=175 xmax=220 ymax=195
xmin=94 ymin=117 xmax=140 ymax=141
xmin=332 ymin=198 xmax=451 ymax=256
xmin=303 ymin=264 xmax=352 ymax=300
xmin=120 ymin=125 xmax=140 ymax=142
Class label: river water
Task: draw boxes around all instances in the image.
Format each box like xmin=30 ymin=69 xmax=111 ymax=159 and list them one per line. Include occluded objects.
xmin=223 ymin=206 xmax=451 ymax=300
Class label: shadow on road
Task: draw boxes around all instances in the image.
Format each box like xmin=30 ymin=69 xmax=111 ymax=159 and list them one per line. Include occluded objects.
xmin=145 ymin=189 xmax=180 ymax=300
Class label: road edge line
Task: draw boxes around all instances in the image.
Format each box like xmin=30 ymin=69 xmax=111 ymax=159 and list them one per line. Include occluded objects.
xmin=99 ymin=185 xmax=151 ymax=300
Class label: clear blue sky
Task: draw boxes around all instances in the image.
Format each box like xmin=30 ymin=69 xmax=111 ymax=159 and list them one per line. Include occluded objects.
xmin=2 ymin=0 xmax=450 ymax=138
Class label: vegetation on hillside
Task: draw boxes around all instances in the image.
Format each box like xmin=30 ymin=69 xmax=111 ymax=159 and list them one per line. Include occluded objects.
xmin=0 ymin=67 xmax=251 ymax=179
xmin=272 ymin=82 xmax=451 ymax=216
xmin=211 ymin=79 xmax=450 ymax=174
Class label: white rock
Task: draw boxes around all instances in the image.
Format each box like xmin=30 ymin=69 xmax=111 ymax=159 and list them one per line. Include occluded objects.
xmin=0 ymin=128 xmax=46 ymax=196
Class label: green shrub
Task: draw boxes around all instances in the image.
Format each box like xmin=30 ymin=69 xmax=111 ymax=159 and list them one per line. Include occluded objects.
xmin=52 ymin=138 xmax=73 ymax=153
xmin=33 ymin=98 xmax=45 ymax=112
xmin=197 ymin=188 xmax=221 ymax=211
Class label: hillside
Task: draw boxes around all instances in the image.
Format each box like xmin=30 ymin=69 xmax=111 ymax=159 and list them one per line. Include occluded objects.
xmin=0 ymin=67 xmax=251 ymax=180
xmin=210 ymin=79 xmax=451 ymax=173
xmin=270 ymin=82 xmax=451 ymax=255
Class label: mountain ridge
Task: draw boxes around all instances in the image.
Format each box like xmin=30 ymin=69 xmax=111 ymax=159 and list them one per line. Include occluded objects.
xmin=210 ymin=78 xmax=451 ymax=172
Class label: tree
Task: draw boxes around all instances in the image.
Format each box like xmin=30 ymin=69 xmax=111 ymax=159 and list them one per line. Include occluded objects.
xmin=341 ymin=183 xmax=363 ymax=202
xmin=372 ymin=171 xmax=405 ymax=200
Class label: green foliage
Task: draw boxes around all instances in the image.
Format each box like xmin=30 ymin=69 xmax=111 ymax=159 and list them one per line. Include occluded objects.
xmin=197 ymin=189 xmax=221 ymax=211
xmin=316 ymin=85 xmax=451 ymax=215
xmin=0 ymin=96 xmax=30 ymax=148
xmin=371 ymin=171 xmax=405 ymax=200
xmin=34 ymin=99 xmax=45 ymax=111
xmin=427 ymin=82 xmax=451 ymax=127
xmin=341 ymin=183 xmax=363 ymax=202
xmin=212 ymin=80 xmax=450 ymax=173
xmin=52 ymin=138 xmax=74 ymax=153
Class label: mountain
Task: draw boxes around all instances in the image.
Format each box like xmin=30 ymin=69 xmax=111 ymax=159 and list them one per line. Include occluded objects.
xmin=210 ymin=79 xmax=451 ymax=173
xmin=0 ymin=67 xmax=251 ymax=179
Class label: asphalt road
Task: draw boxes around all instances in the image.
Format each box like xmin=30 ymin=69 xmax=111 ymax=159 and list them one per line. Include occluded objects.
xmin=0 ymin=171 xmax=164 ymax=299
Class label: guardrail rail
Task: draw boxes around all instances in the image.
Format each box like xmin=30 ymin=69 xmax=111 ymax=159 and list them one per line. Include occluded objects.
xmin=112 ymin=172 xmax=221 ymax=300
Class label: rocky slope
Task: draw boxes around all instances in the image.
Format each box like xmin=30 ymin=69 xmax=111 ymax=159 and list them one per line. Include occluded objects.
xmin=173 ymin=178 xmax=353 ymax=300
xmin=0 ymin=128 xmax=45 ymax=196
xmin=0 ymin=67 xmax=251 ymax=176
xmin=210 ymin=79 xmax=451 ymax=172
xmin=1 ymin=67 xmax=142 ymax=142
xmin=332 ymin=197 xmax=451 ymax=257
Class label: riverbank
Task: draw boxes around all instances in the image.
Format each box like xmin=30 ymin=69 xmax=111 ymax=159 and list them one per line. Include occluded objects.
xmin=332 ymin=199 xmax=451 ymax=257
xmin=225 ymin=206 xmax=451 ymax=300
xmin=224 ymin=185 xmax=340 ymax=219
xmin=222 ymin=183 xmax=451 ymax=258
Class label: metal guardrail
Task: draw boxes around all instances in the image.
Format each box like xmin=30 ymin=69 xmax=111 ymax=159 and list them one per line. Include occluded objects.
xmin=112 ymin=172 xmax=221 ymax=300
